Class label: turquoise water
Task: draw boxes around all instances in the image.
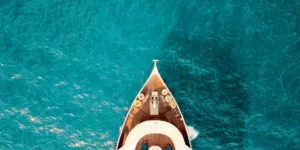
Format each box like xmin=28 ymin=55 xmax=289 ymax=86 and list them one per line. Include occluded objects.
xmin=1 ymin=0 xmax=300 ymax=149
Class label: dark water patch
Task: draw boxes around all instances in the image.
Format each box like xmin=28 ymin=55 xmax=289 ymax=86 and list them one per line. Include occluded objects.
xmin=159 ymin=29 xmax=249 ymax=149
xmin=12 ymin=0 xmax=25 ymax=21
xmin=295 ymin=2 xmax=300 ymax=36
xmin=158 ymin=1 xmax=300 ymax=149
xmin=243 ymin=1 xmax=300 ymax=148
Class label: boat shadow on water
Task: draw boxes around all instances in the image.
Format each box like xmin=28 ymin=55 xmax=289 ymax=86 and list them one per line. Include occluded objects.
xmin=158 ymin=30 xmax=250 ymax=149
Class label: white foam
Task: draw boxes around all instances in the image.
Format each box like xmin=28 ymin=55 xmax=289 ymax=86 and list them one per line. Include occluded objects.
xmin=18 ymin=123 xmax=25 ymax=129
xmin=186 ymin=125 xmax=199 ymax=141
xmin=83 ymin=93 xmax=89 ymax=97
xmin=55 ymin=81 xmax=67 ymax=86
xmin=119 ymin=125 xmax=122 ymax=133
xmin=69 ymin=141 xmax=87 ymax=147
xmin=19 ymin=108 xmax=29 ymax=115
xmin=0 ymin=113 xmax=4 ymax=119
xmin=103 ymin=140 xmax=113 ymax=146
xmin=73 ymin=94 xmax=83 ymax=99
xmin=50 ymin=127 xmax=64 ymax=134
xmin=28 ymin=116 xmax=41 ymax=123
xmin=47 ymin=106 xmax=59 ymax=110
xmin=73 ymin=84 xmax=81 ymax=89
xmin=11 ymin=74 xmax=21 ymax=79
xmin=100 ymin=132 xmax=109 ymax=139
xmin=64 ymin=113 xmax=75 ymax=116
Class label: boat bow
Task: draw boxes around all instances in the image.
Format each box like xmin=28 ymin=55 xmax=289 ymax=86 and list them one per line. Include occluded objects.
xmin=117 ymin=60 xmax=192 ymax=150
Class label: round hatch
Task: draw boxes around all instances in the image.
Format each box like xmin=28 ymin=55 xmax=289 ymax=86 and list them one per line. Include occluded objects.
xmin=161 ymin=89 xmax=168 ymax=95
xmin=170 ymin=102 xmax=177 ymax=109
xmin=134 ymin=100 xmax=142 ymax=107
xmin=164 ymin=95 xmax=172 ymax=103
xmin=138 ymin=93 xmax=144 ymax=100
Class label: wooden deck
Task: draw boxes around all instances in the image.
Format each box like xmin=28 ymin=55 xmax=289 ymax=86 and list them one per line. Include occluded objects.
xmin=117 ymin=64 xmax=191 ymax=150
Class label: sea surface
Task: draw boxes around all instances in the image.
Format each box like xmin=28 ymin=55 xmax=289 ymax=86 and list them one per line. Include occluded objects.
xmin=1 ymin=0 xmax=300 ymax=150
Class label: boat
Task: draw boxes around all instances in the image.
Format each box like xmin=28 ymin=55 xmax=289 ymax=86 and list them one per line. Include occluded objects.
xmin=116 ymin=60 xmax=192 ymax=150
